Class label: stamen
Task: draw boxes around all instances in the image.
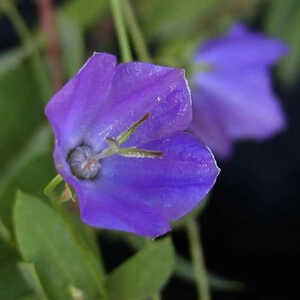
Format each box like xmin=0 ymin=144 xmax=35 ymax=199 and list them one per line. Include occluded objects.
xmin=67 ymin=113 xmax=163 ymax=180
xmin=118 ymin=147 xmax=163 ymax=158
xmin=117 ymin=113 xmax=150 ymax=144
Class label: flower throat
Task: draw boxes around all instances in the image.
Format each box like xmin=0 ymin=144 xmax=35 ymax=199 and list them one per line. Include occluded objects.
xmin=67 ymin=113 xmax=163 ymax=180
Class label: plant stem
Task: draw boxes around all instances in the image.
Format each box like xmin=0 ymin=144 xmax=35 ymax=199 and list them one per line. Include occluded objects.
xmin=36 ymin=0 xmax=63 ymax=91
xmin=44 ymin=174 xmax=63 ymax=199
xmin=186 ymin=219 xmax=210 ymax=300
xmin=123 ymin=0 xmax=151 ymax=62
xmin=1 ymin=0 xmax=51 ymax=102
xmin=110 ymin=0 xmax=132 ymax=62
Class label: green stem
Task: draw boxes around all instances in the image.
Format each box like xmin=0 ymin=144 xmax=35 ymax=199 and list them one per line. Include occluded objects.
xmin=1 ymin=0 xmax=51 ymax=102
xmin=186 ymin=219 xmax=210 ymax=300
xmin=44 ymin=174 xmax=63 ymax=199
xmin=123 ymin=0 xmax=151 ymax=62
xmin=110 ymin=0 xmax=132 ymax=62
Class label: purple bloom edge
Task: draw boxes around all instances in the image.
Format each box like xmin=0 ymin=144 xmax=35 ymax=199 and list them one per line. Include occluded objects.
xmin=45 ymin=52 xmax=220 ymax=238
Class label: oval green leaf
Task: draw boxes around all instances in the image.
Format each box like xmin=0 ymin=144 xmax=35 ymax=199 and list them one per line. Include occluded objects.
xmin=14 ymin=191 xmax=106 ymax=300
xmin=106 ymin=237 xmax=174 ymax=300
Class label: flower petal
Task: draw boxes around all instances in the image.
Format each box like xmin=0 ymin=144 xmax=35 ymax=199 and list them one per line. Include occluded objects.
xmin=77 ymin=182 xmax=171 ymax=238
xmin=195 ymin=24 xmax=287 ymax=68
xmin=46 ymin=53 xmax=192 ymax=169
xmin=88 ymin=62 xmax=192 ymax=149
xmin=45 ymin=53 xmax=117 ymax=154
xmin=189 ymin=89 xmax=232 ymax=158
xmin=101 ymin=132 xmax=220 ymax=223
xmin=194 ymin=68 xmax=286 ymax=140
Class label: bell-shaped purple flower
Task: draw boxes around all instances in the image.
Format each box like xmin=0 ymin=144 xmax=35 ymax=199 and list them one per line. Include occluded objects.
xmin=45 ymin=53 xmax=219 ymax=238
xmin=190 ymin=24 xmax=288 ymax=158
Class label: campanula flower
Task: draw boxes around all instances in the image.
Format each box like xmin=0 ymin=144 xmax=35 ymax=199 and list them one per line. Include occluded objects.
xmin=45 ymin=53 xmax=219 ymax=238
xmin=190 ymin=24 xmax=287 ymax=158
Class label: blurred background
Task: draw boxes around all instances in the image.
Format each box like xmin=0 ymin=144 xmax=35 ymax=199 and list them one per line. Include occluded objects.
xmin=0 ymin=0 xmax=300 ymax=299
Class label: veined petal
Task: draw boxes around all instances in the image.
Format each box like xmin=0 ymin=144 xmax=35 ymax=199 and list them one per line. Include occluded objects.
xmin=101 ymin=132 xmax=220 ymax=223
xmin=46 ymin=54 xmax=192 ymax=168
xmin=45 ymin=53 xmax=116 ymax=155
xmin=87 ymin=62 xmax=192 ymax=149
xmin=77 ymin=183 xmax=170 ymax=238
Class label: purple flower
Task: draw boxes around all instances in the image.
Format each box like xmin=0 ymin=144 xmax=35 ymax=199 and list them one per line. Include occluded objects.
xmin=45 ymin=53 xmax=219 ymax=238
xmin=190 ymin=24 xmax=288 ymax=158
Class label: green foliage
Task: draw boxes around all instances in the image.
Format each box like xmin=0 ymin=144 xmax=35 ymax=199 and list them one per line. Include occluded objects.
xmin=0 ymin=257 xmax=32 ymax=300
xmin=138 ymin=0 xmax=259 ymax=42
xmin=61 ymin=0 xmax=109 ymax=29
xmin=137 ymin=0 xmax=216 ymax=40
xmin=18 ymin=263 xmax=49 ymax=300
xmin=265 ymin=0 xmax=300 ymax=86
xmin=0 ymin=62 xmax=45 ymax=170
xmin=54 ymin=203 xmax=106 ymax=274
xmin=0 ymin=125 xmax=54 ymax=228
xmin=14 ymin=192 xmax=106 ymax=300
xmin=0 ymin=47 xmax=27 ymax=77
xmin=56 ymin=12 xmax=85 ymax=77
xmin=0 ymin=239 xmax=32 ymax=300
xmin=106 ymin=238 xmax=174 ymax=300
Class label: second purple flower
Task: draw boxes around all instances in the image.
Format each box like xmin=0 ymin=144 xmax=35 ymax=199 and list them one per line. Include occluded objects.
xmin=190 ymin=24 xmax=288 ymax=158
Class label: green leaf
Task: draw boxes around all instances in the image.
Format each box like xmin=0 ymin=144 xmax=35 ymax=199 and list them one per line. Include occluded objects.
xmin=265 ymin=0 xmax=298 ymax=36
xmin=138 ymin=0 xmax=258 ymax=42
xmin=55 ymin=203 xmax=106 ymax=275
xmin=264 ymin=0 xmax=300 ymax=86
xmin=14 ymin=191 xmax=106 ymax=300
xmin=0 ymin=62 xmax=44 ymax=170
xmin=278 ymin=7 xmax=300 ymax=86
xmin=0 ymin=218 xmax=12 ymax=245
xmin=138 ymin=0 xmax=216 ymax=40
xmin=56 ymin=13 xmax=84 ymax=77
xmin=0 ymin=125 xmax=54 ymax=229
xmin=106 ymin=237 xmax=174 ymax=300
xmin=0 ymin=47 xmax=27 ymax=78
xmin=18 ymin=296 xmax=39 ymax=300
xmin=0 ymin=257 xmax=32 ymax=300
xmin=18 ymin=263 xmax=49 ymax=300
xmin=155 ymin=37 xmax=200 ymax=71
xmin=61 ymin=0 xmax=109 ymax=30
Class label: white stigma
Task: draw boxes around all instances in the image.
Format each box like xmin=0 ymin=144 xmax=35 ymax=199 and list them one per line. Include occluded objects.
xmin=68 ymin=145 xmax=100 ymax=179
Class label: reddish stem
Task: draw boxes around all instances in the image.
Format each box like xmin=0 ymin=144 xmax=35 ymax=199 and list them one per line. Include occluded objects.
xmin=36 ymin=0 xmax=63 ymax=91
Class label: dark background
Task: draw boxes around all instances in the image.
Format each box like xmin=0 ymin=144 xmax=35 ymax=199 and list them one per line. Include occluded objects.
xmin=1 ymin=0 xmax=299 ymax=299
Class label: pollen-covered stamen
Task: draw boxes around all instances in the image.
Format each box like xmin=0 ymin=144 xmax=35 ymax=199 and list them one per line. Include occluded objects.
xmin=94 ymin=137 xmax=163 ymax=160
xmin=118 ymin=147 xmax=163 ymax=158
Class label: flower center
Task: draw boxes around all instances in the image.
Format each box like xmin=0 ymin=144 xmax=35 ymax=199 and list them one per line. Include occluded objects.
xmin=67 ymin=113 xmax=163 ymax=180
xmin=68 ymin=145 xmax=100 ymax=179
